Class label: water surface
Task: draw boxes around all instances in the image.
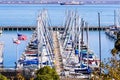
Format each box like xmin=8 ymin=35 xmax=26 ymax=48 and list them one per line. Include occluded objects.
xmin=0 ymin=4 xmax=120 ymax=26
xmin=0 ymin=4 xmax=118 ymax=67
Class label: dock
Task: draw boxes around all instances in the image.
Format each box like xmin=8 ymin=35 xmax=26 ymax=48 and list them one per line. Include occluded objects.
xmin=53 ymin=31 xmax=63 ymax=75
xmin=50 ymin=26 xmax=109 ymax=31
xmin=0 ymin=26 xmax=35 ymax=31
xmin=0 ymin=9 xmax=106 ymax=79
xmin=0 ymin=26 xmax=109 ymax=31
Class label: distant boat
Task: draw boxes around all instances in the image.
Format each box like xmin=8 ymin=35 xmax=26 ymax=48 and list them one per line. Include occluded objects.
xmin=60 ymin=1 xmax=84 ymax=5
xmin=0 ymin=28 xmax=2 ymax=35
xmin=105 ymin=26 xmax=118 ymax=40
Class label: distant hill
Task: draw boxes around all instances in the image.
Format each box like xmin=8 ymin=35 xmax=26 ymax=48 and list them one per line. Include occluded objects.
xmin=0 ymin=0 xmax=120 ymax=4
xmin=41 ymin=0 xmax=120 ymax=4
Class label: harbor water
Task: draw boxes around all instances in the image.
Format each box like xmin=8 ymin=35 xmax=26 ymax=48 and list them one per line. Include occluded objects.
xmin=0 ymin=4 xmax=118 ymax=67
xmin=0 ymin=31 xmax=33 ymax=67
xmin=0 ymin=4 xmax=120 ymax=26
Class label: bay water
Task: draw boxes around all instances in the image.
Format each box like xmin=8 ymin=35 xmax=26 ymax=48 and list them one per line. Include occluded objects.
xmin=0 ymin=4 xmax=118 ymax=67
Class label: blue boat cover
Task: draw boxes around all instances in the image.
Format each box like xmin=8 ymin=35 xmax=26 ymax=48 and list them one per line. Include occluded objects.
xmin=75 ymin=49 xmax=79 ymax=55
xmin=23 ymin=58 xmax=38 ymax=65
xmin=87 ymin=67 xmax=92 ymax=74
xmin=23 ymin=58 xmax=49 ymax=66
xmin=80 ymin=64 xmax=87 ymax=68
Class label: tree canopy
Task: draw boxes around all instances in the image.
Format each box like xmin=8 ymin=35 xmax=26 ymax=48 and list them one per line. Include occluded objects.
xmin=35 ymin=66 xmax=60 ymax=80
xmin=91 ymin=31 xmax=120 ymax=80
xmin=111 ymin=31 xmax=120 ymax=56
xmin=0 ymin=74 xmax=7 ymax=80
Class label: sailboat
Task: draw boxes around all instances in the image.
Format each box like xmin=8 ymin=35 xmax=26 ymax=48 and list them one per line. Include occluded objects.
xmin=18 ymin=10 xmax=54 ymax=69
xmin=0 ymin=28 xmax=2 ymax=35
xmin=69 ymin=18 xmax=99 ymax=75
xmin=60 ymin=1 xmax=84 ymax=5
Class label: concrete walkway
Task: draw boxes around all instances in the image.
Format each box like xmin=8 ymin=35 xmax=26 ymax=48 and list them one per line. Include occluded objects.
xmin=53 ymin=31 xmax=63 ymax=75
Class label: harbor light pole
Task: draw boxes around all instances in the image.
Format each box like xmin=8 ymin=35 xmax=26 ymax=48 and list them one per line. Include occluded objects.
xmin=98 ymin=12 xmax=101 ymax=76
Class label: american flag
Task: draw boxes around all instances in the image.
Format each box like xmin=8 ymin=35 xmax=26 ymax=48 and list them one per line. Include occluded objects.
xmin=17 ymin=33 xmax=27 ymax=41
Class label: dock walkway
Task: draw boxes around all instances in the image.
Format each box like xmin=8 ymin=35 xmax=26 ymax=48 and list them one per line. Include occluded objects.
xmin=53 ymin=31 xmax=63 ymax=75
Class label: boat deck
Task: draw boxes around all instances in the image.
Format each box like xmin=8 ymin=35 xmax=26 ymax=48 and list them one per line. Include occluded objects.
xmin=53 ymin=31 xmax=63 ymax=75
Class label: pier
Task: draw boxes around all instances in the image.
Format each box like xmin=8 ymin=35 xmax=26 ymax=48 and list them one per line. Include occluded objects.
xmin=0 ymin=26 xmax=36 ymax=31
xmin=0 ymin=26 xmax=109 ymax=31
xmin=50 ymin=26 xmax=109 ymax=31
xmin=53 ymin=31 xmax=63 ymax=75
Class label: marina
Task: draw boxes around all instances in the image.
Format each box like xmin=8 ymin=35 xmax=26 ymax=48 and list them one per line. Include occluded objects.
xmin=56 ymin=11 xmax=100 ymax=78
xmin=4 ymin=9 xmax=101 ymax=79
xmin=0 ymin=4 xmax=119 ymax=79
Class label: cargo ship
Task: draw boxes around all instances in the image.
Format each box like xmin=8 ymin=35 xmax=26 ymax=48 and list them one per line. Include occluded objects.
xmin=60 ymin=1 xmax=84 ymax=5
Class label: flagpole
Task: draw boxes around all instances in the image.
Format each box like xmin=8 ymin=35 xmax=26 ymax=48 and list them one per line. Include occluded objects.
xmin=16 ymin=28 xmax=18 ymax=69
xmin=98 ymin=12 xmax=101 ymax=76
xmin=14 ymin=43 xmax=18 ymax=71
xmin=16 ymin=44 xmax=18 ymax=69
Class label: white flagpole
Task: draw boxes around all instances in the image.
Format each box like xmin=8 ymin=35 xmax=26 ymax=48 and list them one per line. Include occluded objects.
xmin=16 ymin=44 xmax=18 ymax=69
xmin=16 ymin=28 xmax=18 ymax=69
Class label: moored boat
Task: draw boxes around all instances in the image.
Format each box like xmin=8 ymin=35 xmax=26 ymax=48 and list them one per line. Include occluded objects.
xmin=18 ymin=10 xmax=54 ymax=69
xmin=60 ymin=1 xmax=84 ymax=5
xmin=105 ymin=26 xmax=118 ymax=40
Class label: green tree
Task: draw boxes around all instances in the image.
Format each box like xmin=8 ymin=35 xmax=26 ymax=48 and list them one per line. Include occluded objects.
xmin=35 ymin=66 xmax=60 ymax=80
xmin=111 ymin=31 xmax=120 ymax=56
xmin=0 ymin=74 xmax=7 ymax=80
xmin=91 ymin=58 xmax=120 ymax=80
xmin=15 ymin=73 xmax=25 ymax=80
xmin=91 ymin=32 xmax=120 ymax=80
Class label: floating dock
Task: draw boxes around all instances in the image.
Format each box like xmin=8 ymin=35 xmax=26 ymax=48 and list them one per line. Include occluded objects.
xmin=53 ymin=31 xmax=63 ymax=75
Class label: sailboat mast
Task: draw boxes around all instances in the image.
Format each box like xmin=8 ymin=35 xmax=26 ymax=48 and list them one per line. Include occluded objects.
xmin=114 ymin=10 xmax=117 ymax=27
xmin=81 ymin=18 xmax=84 ymax=47
xmin=37 ymin=16 xmax=40 ymax=69
xmin=78 ymin=18 xmax=81 ymax=63
xmin=85 ymin=22 xmax=89 ymax=68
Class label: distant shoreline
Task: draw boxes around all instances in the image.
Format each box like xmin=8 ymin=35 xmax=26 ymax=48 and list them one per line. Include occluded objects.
xmin=0 ymin=3 xmax=119 ymax=5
